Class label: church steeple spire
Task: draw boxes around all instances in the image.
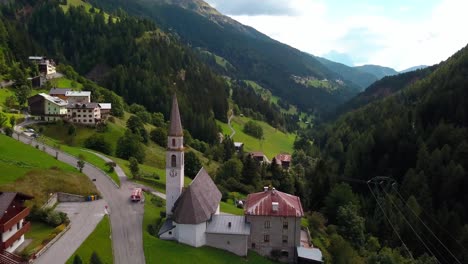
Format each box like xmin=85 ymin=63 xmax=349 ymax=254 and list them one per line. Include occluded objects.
xmin=169 ymin=94 xmax=183 ymax=137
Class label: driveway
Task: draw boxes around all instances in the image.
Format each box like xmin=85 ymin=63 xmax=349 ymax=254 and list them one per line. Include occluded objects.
xmin=34 ymin=201 xmax=106 ymax=264
xmin=13 ymin=127 xmax=146 ymax=264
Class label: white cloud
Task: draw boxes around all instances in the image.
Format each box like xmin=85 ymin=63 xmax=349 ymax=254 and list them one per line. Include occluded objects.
xmin=221 ymin=0 xmax=468 ymax=70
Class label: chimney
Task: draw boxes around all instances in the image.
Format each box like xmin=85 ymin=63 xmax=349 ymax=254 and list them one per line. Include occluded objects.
xmin=272 ymin=202 xmax=279 ymax=212
xmin=263 ymin=186 xmax=269 ymax=192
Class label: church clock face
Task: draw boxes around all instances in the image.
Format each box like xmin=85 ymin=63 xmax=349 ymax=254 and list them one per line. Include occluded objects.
xmin=169 ymin=169 xmax=178 ymax=178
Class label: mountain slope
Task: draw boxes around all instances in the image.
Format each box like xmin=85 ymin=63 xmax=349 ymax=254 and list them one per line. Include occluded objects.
xmin=333 ymin=65 xmax=437 ymax=117
xmin=400 ymin=65 xmax=428 ymax=73
xmin=354 ymin=64 xmax=398 ymax=79
xmin=89 ymin=0 xmax=360 ymax=114
xmin=314 ymin=56 xmax=379 ymax=91
xmin=26 ymin=1 xmax=229 ymax=142
xmin=308 ymin=43 xmax=468 ymax=263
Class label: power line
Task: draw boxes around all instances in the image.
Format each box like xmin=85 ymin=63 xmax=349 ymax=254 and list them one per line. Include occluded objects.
xmin=379 ymin=183 xmax=440 ymax=263
xmin=391 ymin=185 xmax=463 ymax=264
xmin=366 ymin=182 xmax=414 ymax=260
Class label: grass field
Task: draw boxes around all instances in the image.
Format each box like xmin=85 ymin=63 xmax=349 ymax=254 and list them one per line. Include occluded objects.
xmin=37 ymin=135 xmax=121 ymax=186
xmin=60 ymin=0 xmax=116 ymax=22
xmin=49 ymin=77 xmax=83 ymax=89
xmin=66 ymin=215 xmax=112 ymax=264
xmin=23 ymin=221 xmax=56 ymax=257
xmin=143 ymin=193 xmax=275 ymax=264
xmin=0 ymin=135 xmax=98 ymax=205
xmin=217 ymin=116 xmax=295 ymax=159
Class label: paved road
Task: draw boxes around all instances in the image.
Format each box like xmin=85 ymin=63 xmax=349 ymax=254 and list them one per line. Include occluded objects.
xmin=13 ymin=127 xmax=146 ymax=264
xmin=35 ymin=201 xmax=106 ymax=264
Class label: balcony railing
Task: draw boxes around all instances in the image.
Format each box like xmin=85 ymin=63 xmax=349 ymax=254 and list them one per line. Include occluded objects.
xmin=1 ymin=221 xmax=30 ymax=250
xmin=1 ymin=207 xmax=30 ymax=232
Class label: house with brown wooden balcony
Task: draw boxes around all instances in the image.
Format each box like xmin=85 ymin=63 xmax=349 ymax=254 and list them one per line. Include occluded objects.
xmin=0 ymin=192 xmax=33 ymax=253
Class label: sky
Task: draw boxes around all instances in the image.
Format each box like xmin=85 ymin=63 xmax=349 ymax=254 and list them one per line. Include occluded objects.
xmin=205 ymin=0 xmax=468 ymax=71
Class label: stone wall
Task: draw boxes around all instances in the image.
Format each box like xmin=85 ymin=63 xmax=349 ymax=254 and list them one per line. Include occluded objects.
xmin=57 ymin=192 xmax=86 ymax=202
xmin=41 ymin=193 xmax=58 ymax=209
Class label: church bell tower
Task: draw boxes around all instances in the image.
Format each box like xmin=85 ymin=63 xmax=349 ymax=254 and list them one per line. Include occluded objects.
xmin=166 ymin=95 xmax=185 ymax=215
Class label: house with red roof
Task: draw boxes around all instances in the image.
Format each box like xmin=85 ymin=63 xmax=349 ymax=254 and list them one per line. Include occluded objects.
xmin=244 ymin=187 xmax=304 ymax=262
xmin=274 ymin=154 xmax=292 ymax=170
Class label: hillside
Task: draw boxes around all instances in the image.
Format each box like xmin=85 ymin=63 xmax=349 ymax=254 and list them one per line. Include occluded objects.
xmin=27 ymin=0 xmax=229 ymax=143
xmin=88 ymin=0 xmax=361 ymax=115
xmin=315 ymin=56 xmax=379 ymax=91
xmin=0 ymin=134 xmax=97 ymax=205
xmin=332 ymin=65 xmax=437 ymax=118
xmin=217 ymin=116 xmax=295 ymax=159
xmin=303 ymin=43 xmax=468 ymax=263
xmin=354 ymin=64 xmax=398 ymax=79
xmin=400 ymin=65 xmax=429 ymax=73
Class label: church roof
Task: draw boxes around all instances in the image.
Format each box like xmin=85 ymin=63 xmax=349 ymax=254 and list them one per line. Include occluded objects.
xmin=245 ymin=188 xmax=304 ymax=217
xmin=172 ymin=168 xmax=222 ymax=224
xmin=169 ymin=94 xmax=183 ymax=137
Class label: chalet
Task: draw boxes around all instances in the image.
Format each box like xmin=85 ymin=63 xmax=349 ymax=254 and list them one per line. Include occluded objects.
xmin=275 ymin=154 xmax=292 ymax=170
xmin=29 ymin=56 xmax=56 ymax=76
xmin=250 ymin=152 xmax=270 ymax=164
xmin=98 ymin=103 xmax=112 ymax=118
xmin=49 ymin=88 xmax=72 ymax=100
xmin=158 ymin=96 xmax=250 ymax=256
xmin=234 ymin=142 xmax=244 ymax=152
xmin=245 ymin=187 xmax=304 ymax=263
xmin=28 ymin=93 xmax=68 ymax=122
xmin=66 ymin=103 xmax=101 ymax=126
xmin=0 ymin=192 xmax=33 ymax=253
xmin=65 ymin=91 xmax=91 ymax=103
xmin=30 ymin=76 xmax=46 ymax=88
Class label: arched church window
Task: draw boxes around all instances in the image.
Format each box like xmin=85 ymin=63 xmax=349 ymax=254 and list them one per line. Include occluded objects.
xmin=172 ymin=138 xmax=176 ymax=147
xmin=171 ymin=155 xmax=176 ymax=167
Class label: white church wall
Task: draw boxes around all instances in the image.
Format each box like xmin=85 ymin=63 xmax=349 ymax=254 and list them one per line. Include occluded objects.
xmin=176 ymin=223 xmax=207 ymax=247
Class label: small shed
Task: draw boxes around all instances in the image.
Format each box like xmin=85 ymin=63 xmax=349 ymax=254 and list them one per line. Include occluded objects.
xmin=234 ymin=142 xmax=244 ymax=152
xmin=297 ymin=247 xmax=324 ymax=264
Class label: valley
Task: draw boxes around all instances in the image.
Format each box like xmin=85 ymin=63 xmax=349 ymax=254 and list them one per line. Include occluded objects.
xmin=0 ymin=0 xmax=466 ymax=264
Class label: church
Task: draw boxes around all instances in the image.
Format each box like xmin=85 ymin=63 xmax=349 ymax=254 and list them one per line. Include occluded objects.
xmin=158 ymin=95 xmax=311 ymax=262
xmin=158 ymin=95 xmax=251 ymax=256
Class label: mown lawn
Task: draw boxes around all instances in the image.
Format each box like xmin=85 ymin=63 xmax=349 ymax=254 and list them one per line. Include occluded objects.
xmin=0 ymin=135 xmax=98 ymax=206
xmin=0 ymin=135 xmax=75 ymax=183
xmin=22 ymin=221 xmax=55 ymax=257
xmin=38 ymin=135 xmax=121 ymax=186
xmin=66 ymin=215 xmax=112 ymax=264
xmin=217 ymin=116 xmax=295 ymax=159
xmin=49 ymin=77 xmax=83 ymax=89
xmin=143 ymin=193 xmax=275 ymax=264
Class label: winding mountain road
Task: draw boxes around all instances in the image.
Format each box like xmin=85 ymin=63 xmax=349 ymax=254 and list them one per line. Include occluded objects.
xmin=13 ymin=126 xmax=146 ymax=264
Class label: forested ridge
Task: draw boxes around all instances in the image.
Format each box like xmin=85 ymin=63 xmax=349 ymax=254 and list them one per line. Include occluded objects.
xmin=2 ymin=0 xmax=467 ymax=263
xmin=86 ymin=0 xmax=361 ymax=116
xmin=292 ymin=44 xmax=468 ymax=263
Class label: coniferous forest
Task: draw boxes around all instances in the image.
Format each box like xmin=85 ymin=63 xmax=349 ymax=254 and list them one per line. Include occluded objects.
xmin=0 ymin=0 xmax=467 ymax=263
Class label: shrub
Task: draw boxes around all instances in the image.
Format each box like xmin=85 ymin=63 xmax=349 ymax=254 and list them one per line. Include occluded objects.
xmin=84 ymin=134 xmax=112 ymax=155
xmin=243 ymin=120 xmax=263 ymax=139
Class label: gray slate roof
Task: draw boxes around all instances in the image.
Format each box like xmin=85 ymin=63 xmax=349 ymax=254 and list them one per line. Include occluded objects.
xmin=206 ymin=215 xmax=250 ymax=235
xmin=0 ymin=192 xmax=33 ymax=219
xmin=0 ymin=193 xmax=17 ymax=219
xmin=172 ymin=168 xmax=221 ymax=225
xmin=158 ymin=218 xmax=176 ymax=236
xmin=49 ymin=88 xmax=71 ymax=95
xmin=297 ymin=247 xmax=323 ymax=262
xmin=169 ymin=94 xmax=183 ymax=137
